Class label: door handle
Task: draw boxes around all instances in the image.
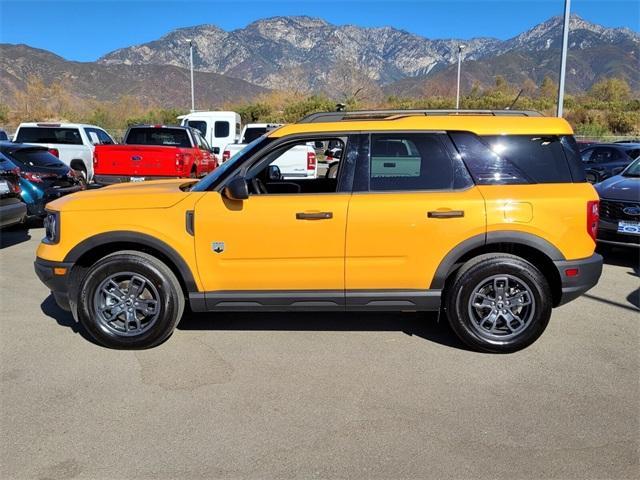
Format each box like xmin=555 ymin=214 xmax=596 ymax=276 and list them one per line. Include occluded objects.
xmin=427 ymin=210 xmax=465 ymax=218
xmin=296 ymin=211 xmax=333 ymax=220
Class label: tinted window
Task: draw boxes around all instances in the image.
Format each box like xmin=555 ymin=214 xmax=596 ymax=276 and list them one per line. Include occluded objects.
xmin=125 ymin=128 xmax=191 ymax=147
xmin=187 ymin=121 xmax=207 ymax=136
xmin=16 ymin=127 xmax=82 ymax=145
xmin=449 ymin=132 xmax=530 ymax=185
xmin=0 ymin=131 xmax=8 ymax=141
xmin=8 ymin=149 xmax=65 ymax=168
xmin=560 ymin=136 xmax=587 ymax=182
xmin=482 ymin=135 xmax=574 ymax=183
xmin=214 ymin=121 xmax=230 ymax=138
xmin=591 ymin=147 xmax=621 ymax=163
xmin=581 ymin=149 xmax=593 ymax=162
xmin=369 ymin=133 xmax=454 ymax=191
xmin=624 ymin=148 xmax=640 ymax=159
xmin=243 ymin=127 xmax=268 ymax=143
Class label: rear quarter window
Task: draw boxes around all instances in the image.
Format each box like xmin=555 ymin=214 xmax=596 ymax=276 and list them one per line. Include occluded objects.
xmin=451 ymin=132 xmax=581 ymax=184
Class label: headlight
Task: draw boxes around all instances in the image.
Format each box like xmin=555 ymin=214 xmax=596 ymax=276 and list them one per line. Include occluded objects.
xmin=43 ymin=211 xmax=60 ymax=244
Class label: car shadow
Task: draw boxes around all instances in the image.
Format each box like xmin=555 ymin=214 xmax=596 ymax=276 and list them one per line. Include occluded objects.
xmin=178 ymin=310 xmax=473 ymax=351
xmin=0 ymin=217 xmax=42 ymax=249
xmin=596 ymin=245 xmax=640 ymax=311
xmin=40 ymin=292 xmax=472 ymax=351
xmin=40 ymin=295 xmax=101 ymax=346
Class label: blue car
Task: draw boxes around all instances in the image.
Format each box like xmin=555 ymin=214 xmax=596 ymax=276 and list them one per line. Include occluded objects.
xmin=0 ymin=142 xmax=85 ymax=217
xmin=595 ymin=157 xmax=640 ymax=248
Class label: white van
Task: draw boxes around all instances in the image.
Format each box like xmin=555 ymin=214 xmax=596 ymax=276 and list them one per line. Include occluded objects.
xmin=178 ymin=111 xmax=241 ymax=155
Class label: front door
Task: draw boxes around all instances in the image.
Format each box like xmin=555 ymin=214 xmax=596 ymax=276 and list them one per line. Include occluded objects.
xmin=193 ymin=136 xmax=352 ymax=309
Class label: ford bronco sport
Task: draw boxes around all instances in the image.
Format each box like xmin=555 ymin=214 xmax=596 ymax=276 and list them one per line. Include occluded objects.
xmin=35 ymin=110 xmax=603 ymax=352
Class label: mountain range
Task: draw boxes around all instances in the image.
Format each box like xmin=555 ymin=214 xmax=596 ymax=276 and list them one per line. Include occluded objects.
xmin=1 ymin=14 xmax=638 ymax=110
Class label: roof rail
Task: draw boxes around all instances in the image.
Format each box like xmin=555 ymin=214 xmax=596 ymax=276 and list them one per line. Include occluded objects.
xmin=298 ymin=109 xmax=543 ymax=123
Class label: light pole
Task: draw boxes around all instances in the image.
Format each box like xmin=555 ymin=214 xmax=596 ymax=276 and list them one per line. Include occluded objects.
xmin=188 ymin=39 xmax=195 ymax=112
xmin=557 ymin=0 xmax=571 ymax=117
xmin=456 ymin=44 xmax=465 ymax=110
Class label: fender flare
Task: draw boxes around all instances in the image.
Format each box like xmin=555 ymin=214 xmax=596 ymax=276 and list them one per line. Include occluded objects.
xmin=429 ymin=231 xmax=565 ymax=289
xmin=63 ymin=231 xmax=198 ymax=292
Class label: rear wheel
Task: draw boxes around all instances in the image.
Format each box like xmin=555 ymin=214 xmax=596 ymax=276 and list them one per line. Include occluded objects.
xmin=76 ymin=251 xmax=185 ymax=349
xmin=445 ymin=254 xmax=552 ymax=353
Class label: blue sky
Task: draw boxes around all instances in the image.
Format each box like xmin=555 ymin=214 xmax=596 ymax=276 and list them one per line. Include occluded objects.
xmin=0 ymin=0 xmax=637 ymax=61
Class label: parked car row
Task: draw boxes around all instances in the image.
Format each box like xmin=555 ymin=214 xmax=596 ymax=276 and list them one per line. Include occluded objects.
xmin=580 ymin=141 xmax=640 ymax=183
xmin=0 ymin=142 xmax=85 ymax=227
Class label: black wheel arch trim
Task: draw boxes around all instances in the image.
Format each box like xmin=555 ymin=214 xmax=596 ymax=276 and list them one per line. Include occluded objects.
xmin=430 ymin=231 xmax=566 ymax=289
xmin=63 ymin=231 xmax=198 ymax=292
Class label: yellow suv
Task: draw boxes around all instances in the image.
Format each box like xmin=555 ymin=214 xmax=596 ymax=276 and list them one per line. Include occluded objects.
xmin=35 ymin=110 xmax=603 ymax=352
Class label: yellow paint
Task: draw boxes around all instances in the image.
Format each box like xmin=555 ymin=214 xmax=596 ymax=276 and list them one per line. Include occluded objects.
xmin=37 ymin=114 xmax=596 ymax=294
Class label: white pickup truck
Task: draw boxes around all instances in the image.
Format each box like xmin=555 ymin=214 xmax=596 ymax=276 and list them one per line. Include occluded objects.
xmin=222 ymin=123 xmax=318 ymax=179
xmin=14 ymin=123 xmax=116 ymax=182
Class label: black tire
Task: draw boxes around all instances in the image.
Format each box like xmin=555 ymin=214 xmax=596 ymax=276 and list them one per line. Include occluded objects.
xmin=445 ymin=253 xmax=552 ymax=353
xmin=76 ymin=250 xmax=185 ymax=349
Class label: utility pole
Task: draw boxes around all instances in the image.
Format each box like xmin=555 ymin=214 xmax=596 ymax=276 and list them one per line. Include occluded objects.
xmin=456 ymin=44 xmax=465 ymax=110
xmin=188 ymin=39 xmax=195 ymax=112
xmin=557 ymin=0 xmax=571 ymax=117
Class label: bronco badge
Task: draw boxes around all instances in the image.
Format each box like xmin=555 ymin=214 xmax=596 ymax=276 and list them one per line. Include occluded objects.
xmin=211 ymin=242 xmax=225 ymax=254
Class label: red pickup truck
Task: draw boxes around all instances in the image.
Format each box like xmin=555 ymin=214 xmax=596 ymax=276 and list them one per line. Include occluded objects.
xmin=93 ymin=125 xmax=219 ymax=184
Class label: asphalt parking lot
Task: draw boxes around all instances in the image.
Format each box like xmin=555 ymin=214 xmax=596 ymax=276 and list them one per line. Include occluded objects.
xmin=0 ymin=225 xmax=638 ymax=480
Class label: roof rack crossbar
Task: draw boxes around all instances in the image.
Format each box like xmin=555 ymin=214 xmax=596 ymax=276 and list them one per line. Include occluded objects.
xmin=298 ymin=109 xmax=542 ymax=123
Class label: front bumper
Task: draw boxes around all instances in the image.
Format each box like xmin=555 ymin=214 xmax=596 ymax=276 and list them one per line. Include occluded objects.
xmin=597 ymin=219 xmax=640 ymax=248
xmin=553 ymin=253 xmax=603 ymax=306
xmin=34 ymin=257 xmax=74 ymax=311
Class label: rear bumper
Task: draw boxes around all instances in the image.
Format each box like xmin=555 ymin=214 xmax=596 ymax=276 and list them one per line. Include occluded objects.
xmin=95 ymin=175 xmax=181 ymax=185
xmin=553 ymin=253 xmax=603 ymax=306
xmin=34 ymin=257 xmax=73 ymax=311
xmin=0 ymin=201 xmax=27 ymax=228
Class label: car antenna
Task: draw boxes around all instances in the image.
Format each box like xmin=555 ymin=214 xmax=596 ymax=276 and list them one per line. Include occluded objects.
xmin=505 ymin=89 xmax=523 ymax=110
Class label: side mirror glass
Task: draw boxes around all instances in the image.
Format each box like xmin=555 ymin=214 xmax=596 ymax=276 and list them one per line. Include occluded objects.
xmin=212 ymin=147 xmax=220 ymax=155
xmin=267 ymin=165 xmax=282 ymax=181
xmin=223 ymin=177 xmax=249 ymax=200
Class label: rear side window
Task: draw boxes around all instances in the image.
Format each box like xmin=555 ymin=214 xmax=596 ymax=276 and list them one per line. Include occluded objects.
xmin=451 ymin=133 xmax=578 ymax=184
xmin=369 ymin=133 xmax=454 ymax=191
xmin=126 ymin=128 xmax=191 ymax=147
xmin=214 ymin=121 xmax=230 ymax=138
xmin=16 ymin=127 xmax=82 ymax=145
xmin=243 ymin=127 xmax=267 ymax=144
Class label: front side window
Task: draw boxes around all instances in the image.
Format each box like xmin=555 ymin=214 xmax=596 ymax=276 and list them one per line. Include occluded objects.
xmin=369 ymin=133 xmax=454 ymax=191
xmin=214 ymin=121 xmax=230 ymax=138
xmin=246 ymin=137 xmax=347 ymax=195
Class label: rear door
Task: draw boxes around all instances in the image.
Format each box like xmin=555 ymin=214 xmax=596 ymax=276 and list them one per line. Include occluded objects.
xmin=345 ymin=132 xmax=486 ymax=308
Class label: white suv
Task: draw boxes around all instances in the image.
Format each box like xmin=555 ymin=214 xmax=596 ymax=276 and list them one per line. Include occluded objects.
xmin=14 ymin=123 xmax=116 ymax=182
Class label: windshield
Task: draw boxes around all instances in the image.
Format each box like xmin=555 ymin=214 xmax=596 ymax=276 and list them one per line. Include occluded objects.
xmin=622 ymin=158 xmax=640 ymax=177
xmin=191 ymin=135 xmax=273 ymax=191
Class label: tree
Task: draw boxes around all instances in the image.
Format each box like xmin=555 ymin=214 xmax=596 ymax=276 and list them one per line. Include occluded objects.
xmin=540 ymin=76 xmax=557 ymax=99
xmin=589 ymin=78 xmax=631 ymax=102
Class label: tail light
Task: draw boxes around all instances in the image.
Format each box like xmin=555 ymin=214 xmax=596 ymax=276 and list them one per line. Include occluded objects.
xmin=93 ymin=151 xmax=98 ymax=167
xmin=587 ymin=200 xmax=599 ymax=242
xmin=307 ymin=151 xmax=316 ymax=171
xmin=222 ymin=150 xmax=231 ymax=162
xmin=48 ymin=148 xmax=59 ymax=158
xmin=175 ymin=153 xmax=191 ymax=173
xmin=21 ymin=171 xmax=44 ymax=183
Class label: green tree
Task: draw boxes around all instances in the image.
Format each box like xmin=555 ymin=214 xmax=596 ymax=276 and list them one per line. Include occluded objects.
xmin=589 ymin=78 xmax=632 ymax=102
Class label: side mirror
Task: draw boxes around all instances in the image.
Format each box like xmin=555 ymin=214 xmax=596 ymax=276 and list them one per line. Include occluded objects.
xmin=267 ymin=165 xmax=282 ymax=180
xmin=212 ymin=147 xmax=220 ymax=155
xmin=223 ymin=177 xmax=249 ymax=201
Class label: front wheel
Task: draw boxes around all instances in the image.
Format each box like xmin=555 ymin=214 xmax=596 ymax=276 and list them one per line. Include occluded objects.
xmin=76 ymin=251 xmax=185 ymax=349
xmin=445 ymin=254 xmax=552 ymax=353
